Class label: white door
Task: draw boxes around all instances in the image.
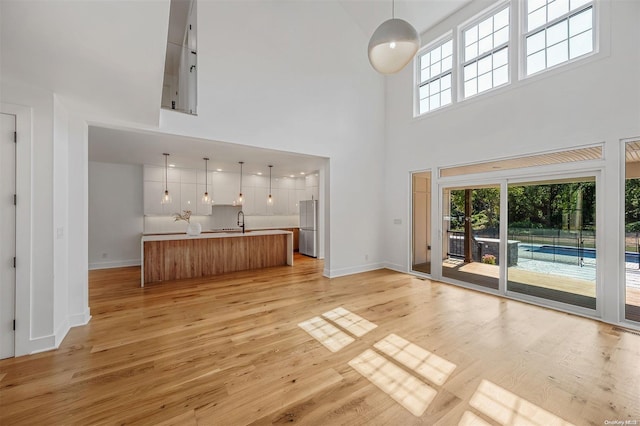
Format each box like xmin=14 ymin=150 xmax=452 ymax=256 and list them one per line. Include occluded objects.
xmin=0 ymin=113 xmax=16 ymax=359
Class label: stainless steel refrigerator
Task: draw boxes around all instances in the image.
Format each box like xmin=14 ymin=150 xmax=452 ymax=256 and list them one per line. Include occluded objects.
xmin=299 ymin=200 xmax=318 ymax=257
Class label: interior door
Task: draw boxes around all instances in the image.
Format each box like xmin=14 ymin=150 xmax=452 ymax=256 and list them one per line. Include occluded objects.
xmin=0 ymin=112 xmax=16 ymax=359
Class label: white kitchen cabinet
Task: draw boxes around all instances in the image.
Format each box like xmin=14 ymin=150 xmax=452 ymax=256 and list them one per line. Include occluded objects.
xmin=196 ymin=184 xmax=213 ymax=215
xmin=143 ymin=181 xmax=164 ymax=215
xmin=180 ymin=183 xmax=197 ymax=214
xmin=274 ymin=188 xmax=288 ymax=215
xmin=213 ymin=172 xmax=239 ymax=205
xmin=181 ymin=169 xmax=197 ymax=184
xmin=254 ymin=187 xmax=269 ymax=215
xmin=144 ymin=166 xmax=164 ymax=182
xmin=241 ymin=186 xmax=255 ymax=214
xmin=161 ymin=182 xmax=181 ymax=215
xmin=167 ymin=168 xmax=180 ymax=183
xmin=288 ymin=189 xmax=298 ymax=215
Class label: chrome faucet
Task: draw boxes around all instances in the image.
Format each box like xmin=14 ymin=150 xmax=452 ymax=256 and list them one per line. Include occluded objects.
xmin=237 ymin=210 xmax=245 ymax=234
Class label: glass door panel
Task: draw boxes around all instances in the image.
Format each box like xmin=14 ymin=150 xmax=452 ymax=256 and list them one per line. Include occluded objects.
xmin=442 ymin=184 xmax=500 ymax=289
xmin=625 ymin=141 xmax=640 ymax=322
xmin=412 ymin=172 xmax=431 ymax=274
xmin=507 ymin=177 xmax=596 ymax=309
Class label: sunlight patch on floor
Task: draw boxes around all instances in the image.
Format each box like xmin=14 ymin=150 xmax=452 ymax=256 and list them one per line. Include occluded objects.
xmin=349 ymin=349 xmax=437 ymax=417
xmin=322 ymin=306 xmax=378 ymax=337
xmin=297 ymin=316 xmax=354 ymax=352
xmin=458 ymin=410 xmax=493 ymax=426
xmin=470 ymin=380 xmax=574 ymax=426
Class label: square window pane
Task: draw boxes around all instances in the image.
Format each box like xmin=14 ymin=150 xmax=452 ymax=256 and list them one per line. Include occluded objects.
xmin=465 ymin=42 xmax=478 ymax=61
xmin=479 ymin=35 xmax=493 ymax=56
xmin=420 ymin=67 xmax=430 ymax=83
xmin=494 ymin=26 xmax=509 ymax=47
xmin=441 ymin=73 xmax=452 ymax=90
xmin=570 ymin=0 xmax=591 ymax=11
xmin=442 ymin=55 xmax=452 ymax=72
xmin=493 ymin=47 xmax=508 ymax=68
xmin=432 ymin=61 xmax=441 ymax=76
xmin=478 ymin=72 xmax=493 ymax=93
xmin=478 ymin=55 xmax=492 ymax=75
xmin=420 ymin=98 xmax=429 ymax=114
xmin=441 ymin=88 xmax=452 ymax=106
xmin=548 ymin=0 xmax=569 ymax=22
xmin=547 ymin=39 xmax=569 ymax=67
xmin=527 ymin=30 xmax=546 ymax=55
xmin=419 ymin=84 xmax=429 ymax=100
xmin=528 ymin=6 xmax=547 ymax=31
xmin=421 ymin=53 xmax=430 ymax=69
xmin=430 ymin=93 xmax=441 ymax=110
xmin=465 ymin=26 xmax=478 ymax=46
xmin=569 ymin=29 xmax=593 ymax=58
xmin=494 ymin=7 xmax=510 ymax=30
xmin=430 ymin=79 xmax=441 ymax=95
xmin=431 ymin=46 xmax=442 ymax=63
xmin=493 ymin=64 xmax=508 ymax=86
xmin=479 ymin=17 xmax=493 ymax=38
xmin=442 ymin=40 xmax=453 ymax=57
xmin=528 ymin=0 xmax=546 ymax=14
xmin=547 ymin=19 xmax=568 ymax=46
xmin=465 ymin=79 xmax=478 ymax=97
xmin=464 ymin=62 xmax=477 ymax=81
xmin=570 ymin=7 xmax=592 ymax=37
xmin=527 ymin=50 xmax=546 ymax=75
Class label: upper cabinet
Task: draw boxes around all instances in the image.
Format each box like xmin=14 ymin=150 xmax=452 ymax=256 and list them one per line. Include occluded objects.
xmin=143 ymin=165 xmax=318 ymax=216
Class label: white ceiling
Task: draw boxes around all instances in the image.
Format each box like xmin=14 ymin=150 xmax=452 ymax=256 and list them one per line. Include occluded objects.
xmin=88 ymin=126 xmax=327 ymax=177
xmin=2 ymin=0 xmax=469 ymax=175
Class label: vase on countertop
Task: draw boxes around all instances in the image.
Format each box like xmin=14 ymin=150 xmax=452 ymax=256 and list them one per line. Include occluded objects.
xmin=186 ymin=222 xmax=201 ymax=236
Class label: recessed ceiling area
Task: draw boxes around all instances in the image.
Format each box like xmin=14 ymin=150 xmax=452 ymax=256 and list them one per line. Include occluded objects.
xmin=88 ymin=126 xmax=327 ymax=177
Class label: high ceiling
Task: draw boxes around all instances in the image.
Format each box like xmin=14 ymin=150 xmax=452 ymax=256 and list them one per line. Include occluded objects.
xmin=1 ymin=0 xmax=470 ymax=171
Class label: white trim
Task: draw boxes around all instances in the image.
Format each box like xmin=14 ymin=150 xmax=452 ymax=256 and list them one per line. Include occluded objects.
xmin=89 ymin=259 xmax=141 ymax=270
xmin=384 ymin=262 xmax=407 ymax=274
xmin=325 ymin=263 xmax=384 ymax=279
xmin=1 ymin=103 xmax=32 ymax=358
xmin=68 ymin=308 xmax=91 ymax=328
xmin=28 ymin=334 xmax=56 ymax=355
xmin=54 ymin=318 xmax=70 ymax=348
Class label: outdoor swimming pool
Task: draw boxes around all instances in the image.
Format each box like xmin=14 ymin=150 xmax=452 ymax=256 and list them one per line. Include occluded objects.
xmin=521 ymin=244 xmax=640 ymax=263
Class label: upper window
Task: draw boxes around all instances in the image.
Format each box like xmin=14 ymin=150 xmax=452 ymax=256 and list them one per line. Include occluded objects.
xmin=416 ymin=39 xmax=453 ymax=115
xmin=462 ymin=6 xmax=510 ymax=99
xmin=525 ymin=0 xmax=594 ymax=76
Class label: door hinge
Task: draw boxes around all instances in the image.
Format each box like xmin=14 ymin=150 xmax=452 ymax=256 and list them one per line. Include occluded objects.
xmin=14 ymin=194 xmax=17 ymax=205
xmin=13 ymin=257 xmax=16 ymax=268
xmin=13 ymin=320 xmax=16 ymax=331
xmin=14 ymin=131 xmax=17 ymax=143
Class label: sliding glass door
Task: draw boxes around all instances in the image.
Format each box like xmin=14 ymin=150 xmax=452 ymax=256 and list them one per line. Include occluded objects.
xmin=442 ymin=184 xmax=500 ymax=290
xmin=625 ymin=141 xmax=640 ymax=323
xmin=506 ymin=177 xmax=597 ymax=309
xmin=412 ymin=172 xmax=432 ymax=274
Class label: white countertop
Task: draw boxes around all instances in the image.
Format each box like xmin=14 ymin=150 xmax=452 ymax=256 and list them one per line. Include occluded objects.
xmin=141 ymin=229 xmax=292 ymax=242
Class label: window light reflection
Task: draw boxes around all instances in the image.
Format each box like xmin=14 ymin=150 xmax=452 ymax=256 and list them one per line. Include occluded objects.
xmin=322 ymin=306 xmax=378 ymax=337
xmin=458 ymin=410 xmax=493 ymax=426
xmin=349 ymin=349 xmax=437 ymax=417
xmin=374 ymin=333 xmax=457 ymax=386
xmin=470 ymin=380 xmax=575 ymax=426
xmin=297 ymin=316 xmax=354 ymax=353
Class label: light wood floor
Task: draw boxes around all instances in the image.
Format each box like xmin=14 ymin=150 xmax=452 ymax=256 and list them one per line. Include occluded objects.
xmin=1 ymin=254 xmax=640 ymax=425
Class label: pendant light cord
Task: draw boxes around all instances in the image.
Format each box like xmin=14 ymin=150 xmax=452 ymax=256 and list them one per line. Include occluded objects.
xmin=392 ymin=0 xmax=395 ymax=19
xmin=164 ymin=153 xmax=169 ymax=191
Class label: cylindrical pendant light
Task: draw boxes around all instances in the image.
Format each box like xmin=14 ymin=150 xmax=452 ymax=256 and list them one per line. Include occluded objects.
xmin=202 ymin=157 xmax=211 ymax=205
xmin=238 ymin=161 xmax=244 ymax=205
xmin=161 ymin=153 xmax=172 ymax=204
xmin=368 ymin=0 xmax=420 ymax=74
xmin=268 ymin=165 xmax=273 ymax=204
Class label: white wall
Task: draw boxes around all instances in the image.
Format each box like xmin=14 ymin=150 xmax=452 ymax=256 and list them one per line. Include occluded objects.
xmin=159 ymin=0 xmax=387 ymax=277
xmin=88 ymin=162 xmax=144 ymax=269
xmin=383 ymin=0 xmax=640 ymax=325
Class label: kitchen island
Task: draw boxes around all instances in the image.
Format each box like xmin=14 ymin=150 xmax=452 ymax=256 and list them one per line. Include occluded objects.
xmin=140 ymin=230 xmax=293 ymax=286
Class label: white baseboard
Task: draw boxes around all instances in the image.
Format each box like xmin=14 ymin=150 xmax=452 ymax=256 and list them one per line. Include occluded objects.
xmin=54 ymin=318 xmax=70 ymax=348
xmin=382 ymin=262 xmax=407 ymax=273
xmin=324 ymin=262 xmax=384 ymax=278
xmin=89 ymin=259 xmax=140 ymax=270
xmin=28 ymin=334 xmax=56 ymax=355
xmin=69 ymin=308 xmax=91 ymax=327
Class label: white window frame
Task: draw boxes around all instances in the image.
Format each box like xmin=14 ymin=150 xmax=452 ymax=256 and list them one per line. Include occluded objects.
xmin=522 ymin=0 xmax=596 ymax=78
xmin=459 ymin=2 xmax=511 ymax=101
xmin=414 ymin=33 xmax=454 ymax=117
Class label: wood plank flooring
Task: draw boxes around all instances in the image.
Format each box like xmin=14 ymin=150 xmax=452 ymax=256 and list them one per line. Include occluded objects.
xmin=1 ymin=254 xmax=639 ymax=425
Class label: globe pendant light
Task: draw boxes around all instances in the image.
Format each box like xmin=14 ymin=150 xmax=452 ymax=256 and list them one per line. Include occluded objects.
xmin=161 ymin=153 xmax=172 ymax=204
xmin=267 ymin=165 xmax=273 ymax=204
xmin=238 ymin=161 xmax=244 ymax=205
xmin=368 ymin=0 xmax=420 ymax=74
xmin=202 ymin=157 xmax=212 ymax=205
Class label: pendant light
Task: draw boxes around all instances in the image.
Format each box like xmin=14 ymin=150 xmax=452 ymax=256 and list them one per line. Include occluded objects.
xmin=202 ymin=157 xmax=212 ymax=205
xmin=161 ymin=153 xmax=172 ymax=204
xmin=368 ymin=0 xmax=420 ymax=74
xmin=268 ymin=165 xmax=273 ymax=204
xmin=238 ymin=161 xmax=244 ymax=205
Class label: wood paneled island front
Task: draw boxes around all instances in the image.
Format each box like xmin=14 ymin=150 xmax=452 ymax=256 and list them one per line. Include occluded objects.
xmin=141 ymin=230 xmax=293 ymax=286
